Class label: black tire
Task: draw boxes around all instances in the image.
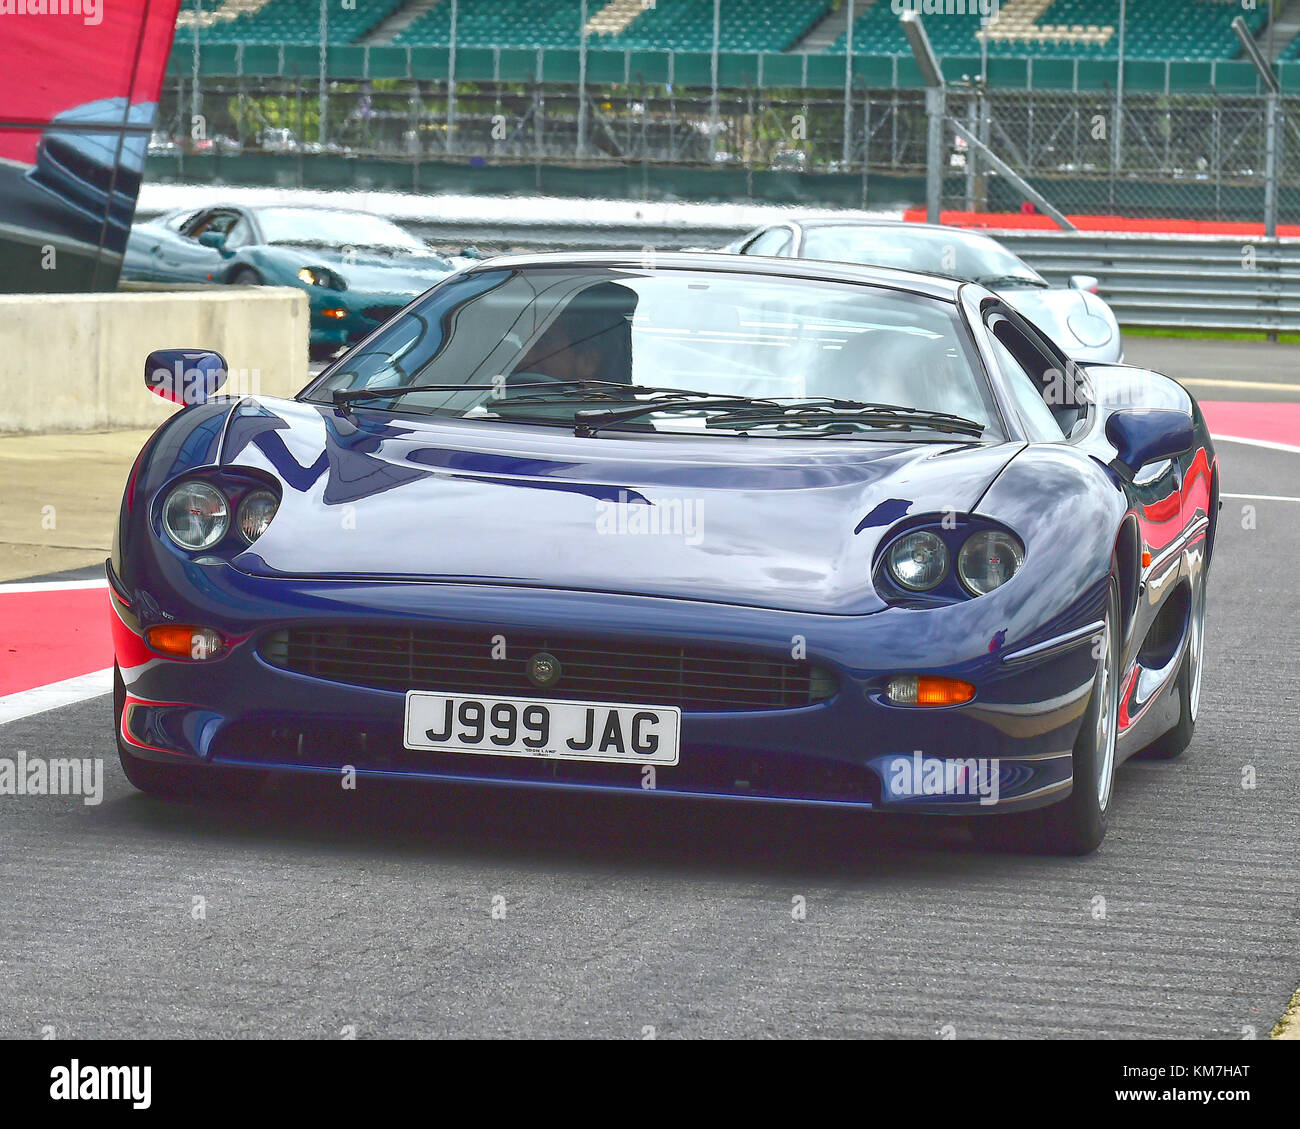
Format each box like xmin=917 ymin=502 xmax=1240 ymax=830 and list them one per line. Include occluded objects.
xmin=973 ymin=572 xmax=1122 ymax=855
xmin=228 ymin=266 xmax=262 ymax=286
xmin=1137 ymin=573 xmax=1207 ymax=760
xmin=113 ymin=666 xmax=264 ymax=802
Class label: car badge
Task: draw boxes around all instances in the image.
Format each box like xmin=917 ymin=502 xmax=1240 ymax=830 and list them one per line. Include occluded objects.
xmin=526 ymin=652 xmax=562 ymax=689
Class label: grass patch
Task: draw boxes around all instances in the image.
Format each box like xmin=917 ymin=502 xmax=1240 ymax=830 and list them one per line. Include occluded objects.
xmin=1122 ymin=326 xmax=1300 ymax=345
xmin=1271 ymin=981 xmax=1300 ymax=1039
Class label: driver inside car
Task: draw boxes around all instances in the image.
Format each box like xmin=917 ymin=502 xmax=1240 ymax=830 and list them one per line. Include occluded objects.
xmin=512 ymin=281 xmax=635 ymax=385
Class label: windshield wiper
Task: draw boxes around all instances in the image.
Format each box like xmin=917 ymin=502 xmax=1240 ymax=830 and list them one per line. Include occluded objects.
xmin=975 ymin=274 xmax=1048 ymax=289
xmin=572 ymin=395 xmax=905 ymax=438
xmin=328 ymin=384 xmax=981 ymax=438
xmin=269 ymin=239 xmax=414 ymax=253
xmin=331 ymin=382 xmax=564 ymax=414
xmin=701 ymin=402 xmax=985 ymax=438
xmin=498 ymin=382 xmax=762 ymax=406
xmin=330 ymin=379 xmax=725 ymax=417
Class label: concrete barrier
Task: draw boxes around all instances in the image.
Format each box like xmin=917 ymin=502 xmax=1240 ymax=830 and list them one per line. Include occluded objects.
xmin=0 ymin=288 xmax=309 ymax=434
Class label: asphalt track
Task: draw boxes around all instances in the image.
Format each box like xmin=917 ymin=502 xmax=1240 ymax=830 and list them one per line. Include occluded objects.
xmin=0 ymin=339 xmax=1297 ymax=1038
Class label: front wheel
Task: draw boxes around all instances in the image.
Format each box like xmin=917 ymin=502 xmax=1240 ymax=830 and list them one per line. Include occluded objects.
xmin=974 ymin=574 xmax=1122 ymax=855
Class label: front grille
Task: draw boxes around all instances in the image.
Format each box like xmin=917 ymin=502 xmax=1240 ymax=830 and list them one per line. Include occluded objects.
xmin=261 ymin=625 xmax=837 ymax=712
xmin=362 ymin=304 xmax=402 ymax=322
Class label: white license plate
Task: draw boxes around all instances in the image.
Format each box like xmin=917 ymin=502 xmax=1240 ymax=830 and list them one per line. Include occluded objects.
xmin=403 ymin=690 xmax=681 ymax=766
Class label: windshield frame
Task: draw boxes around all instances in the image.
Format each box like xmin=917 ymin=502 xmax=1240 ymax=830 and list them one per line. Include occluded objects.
xmin=299 ymin=262 xmax=1011 ymax=443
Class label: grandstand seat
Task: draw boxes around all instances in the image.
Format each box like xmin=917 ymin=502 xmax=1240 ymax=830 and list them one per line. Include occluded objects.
xmin=392 ymin=0 xmax=828 ymax=53
xmin=826 ymin=0 xmax=1266 ymax=62
xmin=190 ymin=0 xmax=406 ymax=45
xmin=182 ymin=0 xmax=1269 ymax=62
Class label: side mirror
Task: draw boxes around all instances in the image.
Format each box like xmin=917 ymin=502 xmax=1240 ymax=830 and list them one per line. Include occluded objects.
xmin=198 ymin=230 xmax=229 ymax=254
xmin=1070 ymin=274 xmax=1100 ymax=294
xmin=1105 ymin=408 xmax=1194 ymax=478
xmin=145 ymin=349 xmax=229 ymax=405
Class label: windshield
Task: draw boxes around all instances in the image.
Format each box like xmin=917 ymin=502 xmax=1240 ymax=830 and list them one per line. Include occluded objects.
xmin=801 ymin=226 xmax=1043 ymax=287
xmin=255 ymin=207 xmax=428 ymax=252
xmin=305 ymin=266 xmax=999 ymax=439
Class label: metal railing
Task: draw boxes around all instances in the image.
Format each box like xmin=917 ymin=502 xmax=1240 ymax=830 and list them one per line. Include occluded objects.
xmin=1001 ymin=231 xmax=1300 ymax=333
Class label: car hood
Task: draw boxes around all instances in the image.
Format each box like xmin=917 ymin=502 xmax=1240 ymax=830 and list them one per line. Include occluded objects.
xmin=219 ymin=397 xmax=1023 ymax=614
xmin=270 ymin=245 xmax=454 ymax=293
xmin=1000 ymin=286 xmax=1119 ymax=361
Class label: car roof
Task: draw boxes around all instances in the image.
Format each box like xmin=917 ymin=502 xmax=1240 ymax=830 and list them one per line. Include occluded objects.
xmin=194 ymin=204 xmax=379 ymax=218
xmin=458 ymin=250 xmax=965 ymax=302
xmin=786 ymin=218 xmax=1000 ymax=240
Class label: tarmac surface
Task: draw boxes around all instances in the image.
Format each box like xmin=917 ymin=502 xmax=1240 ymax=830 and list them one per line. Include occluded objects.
xmin=0 ymin=335 xmax=1297 ymax=1038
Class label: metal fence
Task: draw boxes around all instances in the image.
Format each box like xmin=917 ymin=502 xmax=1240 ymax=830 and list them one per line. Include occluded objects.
xmin=153 ymin=3 xmax=1300 ymax=228
xmin=1001 ymin=231 xmax=1300 ymax=333
xmin=937 ymin=85 xmax=1300 ymax=224
xmin=157 ymin=75 xmax=925 ymax=170
xmin=153 ymin=72 xmax=1300 ymax=225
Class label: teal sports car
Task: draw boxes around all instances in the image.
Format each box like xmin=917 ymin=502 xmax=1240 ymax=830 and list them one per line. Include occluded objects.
xmin=123 ymin=204 xmax=457 ymax=358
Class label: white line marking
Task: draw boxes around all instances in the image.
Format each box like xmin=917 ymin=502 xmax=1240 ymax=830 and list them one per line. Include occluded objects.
xmin=0 ymin=579 xmax=108 ymax=594
xmin=1221 ymin=492 xmax=1300 ymax=502
xmin=0 ymin=668 xmax=114 ymax=726
xmin=1211 ymin=434 xmax=1300 ymax=454
xmin=1179 ymin=377 xmax=1300 ymax=392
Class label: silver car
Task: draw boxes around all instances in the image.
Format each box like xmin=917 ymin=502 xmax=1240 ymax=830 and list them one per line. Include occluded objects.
xmin=728 ymin=219 xmax=1122 ymax=364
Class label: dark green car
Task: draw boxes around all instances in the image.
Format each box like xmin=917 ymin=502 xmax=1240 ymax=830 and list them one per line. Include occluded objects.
xmin=124 ymin=204 xmax=457 ymax=358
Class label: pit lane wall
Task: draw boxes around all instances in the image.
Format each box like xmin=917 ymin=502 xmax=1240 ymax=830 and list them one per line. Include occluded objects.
xmin=0 ymin=288 xmax=308 ymax=435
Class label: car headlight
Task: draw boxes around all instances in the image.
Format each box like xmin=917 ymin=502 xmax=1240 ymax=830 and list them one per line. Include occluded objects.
xmin=298 ymin=266 xmax=345 ymax=290
xmin=886 ymin=530 xmax=949 ymax=591
xmin=162 ymin=481 xmax=229 ymax=550
xmin=237 ymin=489 xmax=280 ymax=543
xmin=957 ymin=530 xmax=1024 ymax=595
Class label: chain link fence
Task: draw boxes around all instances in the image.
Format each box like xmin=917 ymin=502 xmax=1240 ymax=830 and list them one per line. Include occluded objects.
xmin=151 ymin=69 xmax=1300 ymax=225
xmin=155 ymin=74 xmax=928 ymax=167
xmin=941 ymin=85 xmax=1300 ymax=223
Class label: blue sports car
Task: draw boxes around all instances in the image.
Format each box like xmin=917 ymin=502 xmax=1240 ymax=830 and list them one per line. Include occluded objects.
xmin=111 ymin=252 xmax=1217 ymax=854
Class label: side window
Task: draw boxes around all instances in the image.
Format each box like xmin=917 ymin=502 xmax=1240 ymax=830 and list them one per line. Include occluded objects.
xmin=987 ymin=318 xmax=1066 ymax=441
xmin=164 ymin=208 xmax=200 ymax=232
xmin=744 ymin=228 xmax=792 ymax=257
xmin=186 ymin=210 xmax=238 ymax=240
xmin=181 ymin=210 xmax=214 ymax=239
xmin=223 ymin=215 xmax=254 ymax=250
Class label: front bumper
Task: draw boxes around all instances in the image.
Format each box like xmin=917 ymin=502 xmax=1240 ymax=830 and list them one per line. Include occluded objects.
xmin=110 ymin=560 xmax=1103 ymax=815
